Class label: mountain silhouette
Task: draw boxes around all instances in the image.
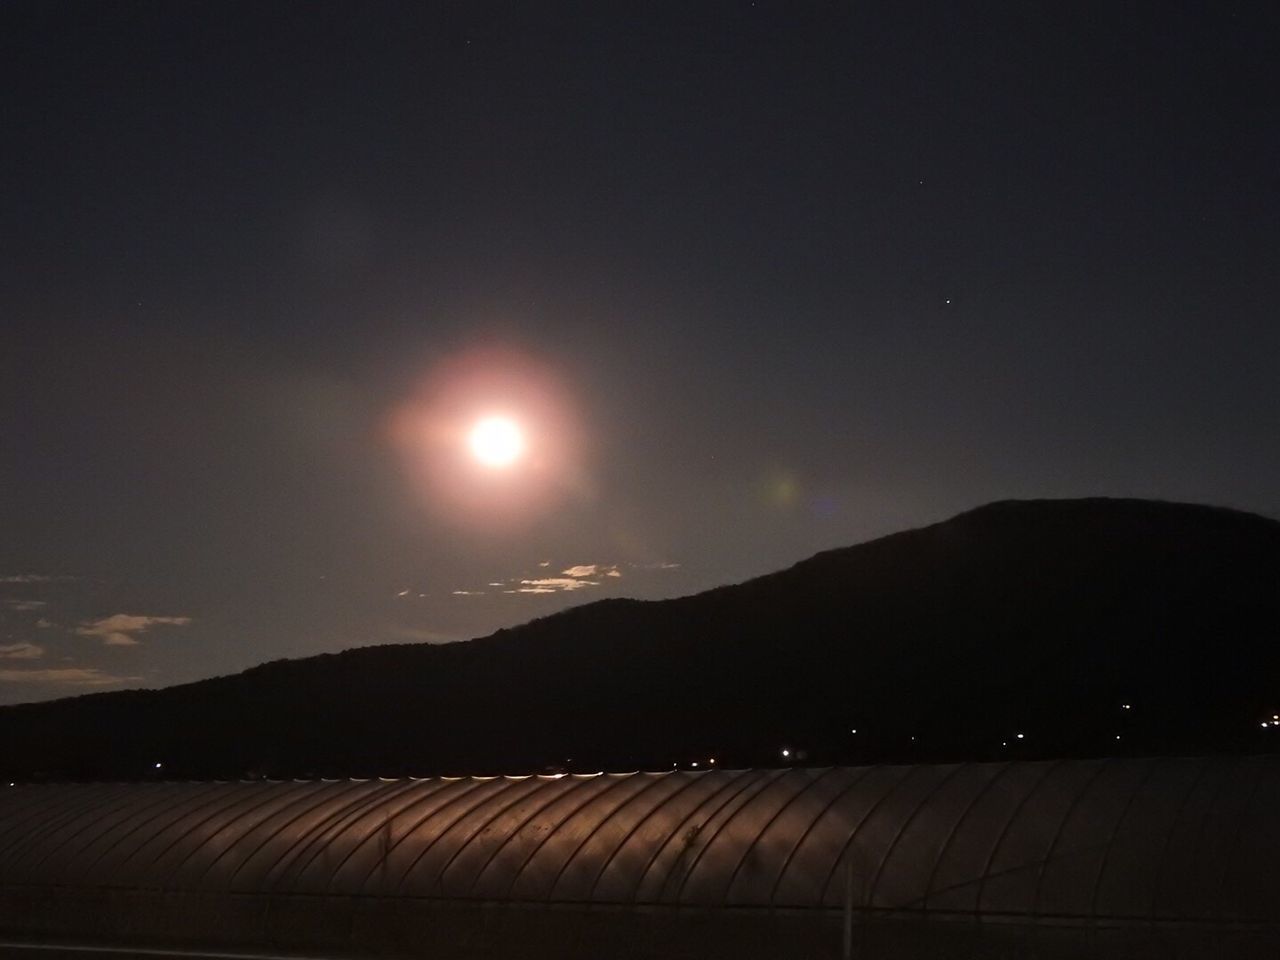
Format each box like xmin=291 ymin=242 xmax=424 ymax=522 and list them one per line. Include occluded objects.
xmin=2 ymin=498 xmax=1277 ymax=781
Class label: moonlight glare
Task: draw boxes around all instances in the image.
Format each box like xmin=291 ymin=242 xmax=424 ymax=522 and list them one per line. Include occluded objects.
xmin=468 ymin=416 xmax=525 ymax=468
xmin=387 ymin=346 xmax=585 ymax=529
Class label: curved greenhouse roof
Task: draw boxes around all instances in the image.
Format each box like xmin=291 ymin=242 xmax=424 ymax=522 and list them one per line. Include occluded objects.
xmin=1 ymin=756 xmax=1278 ymax=924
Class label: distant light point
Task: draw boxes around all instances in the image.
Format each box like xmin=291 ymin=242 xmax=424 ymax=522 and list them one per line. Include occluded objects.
xmin=781 ymin=747 xmax=791 ymax=759
xmin=1016 ymin=733 xmax=1025 ymax=740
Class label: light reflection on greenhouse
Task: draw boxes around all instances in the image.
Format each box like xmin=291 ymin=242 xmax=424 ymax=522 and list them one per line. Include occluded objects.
xmin=2 ymin=756 xmax=1278 ymax=957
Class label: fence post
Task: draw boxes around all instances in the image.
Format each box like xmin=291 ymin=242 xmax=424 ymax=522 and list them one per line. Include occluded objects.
xmin=842 ymin=859 xmax=854 ymax=960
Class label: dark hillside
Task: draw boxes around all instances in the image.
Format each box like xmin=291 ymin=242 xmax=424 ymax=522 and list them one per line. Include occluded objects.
xmin=2 ymin=498 xmax=1278 ymax=780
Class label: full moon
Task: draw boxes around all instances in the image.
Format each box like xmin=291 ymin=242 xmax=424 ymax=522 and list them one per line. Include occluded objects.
xmin=468 ymin=416 xmax=525 ymax=468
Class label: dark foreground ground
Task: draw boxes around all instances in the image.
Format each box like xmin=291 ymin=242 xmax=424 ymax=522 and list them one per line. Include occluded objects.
xmin=0 ymin=945 xmax=338 ymax=960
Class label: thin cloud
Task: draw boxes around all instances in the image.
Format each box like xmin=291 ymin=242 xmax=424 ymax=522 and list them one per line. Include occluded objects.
xmin=3 ymin=599 xmax=47 ymax=612
xmin=478 ymin=561 xmax=628 ymax=596
xmin=0 ymin=574 xmax=78 ymax=584
xmin=0 ymin=643 xmax=43 ymax=660
xmin=451 ymin=590 xmax=485 ymax=596
xmin=0 ymin=667 xmax=141 ymax=687
xmin=75 ymin=613 xmax=192 ymax=647
xmin=561 ymin=563 xmax=621 ymax=579
xmin=518 ymin=578 xmax=600 ymax=592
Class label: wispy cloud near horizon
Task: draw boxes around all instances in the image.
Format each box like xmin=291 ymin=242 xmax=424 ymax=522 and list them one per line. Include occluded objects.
xmin=454 ymin=557 xmax=675 ymax=600
xmin=0 ymin=667 xmax=142 ymax=687
xmin=560 ymin=564 xmax=622 ymax=579
xmin=2 ymin=599 xmax=47 ymax=612
xmin=74 ymin=613 xmax=192 ymax=647
xmin=517 ymin=577 xmax=599 ymax=593
xmin=0 ymin=643 xmax=44 ymax=660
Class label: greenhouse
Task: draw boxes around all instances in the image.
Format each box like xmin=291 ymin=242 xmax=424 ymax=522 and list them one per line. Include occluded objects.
xmin=1 ymin=756 xmax=1277 ymax=958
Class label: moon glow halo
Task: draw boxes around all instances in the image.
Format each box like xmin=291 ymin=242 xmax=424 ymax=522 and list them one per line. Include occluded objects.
xmin=387 ymin=346 xmax=583 ymax=529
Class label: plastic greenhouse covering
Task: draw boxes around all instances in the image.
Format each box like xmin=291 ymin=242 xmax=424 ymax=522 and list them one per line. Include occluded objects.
xmin=1 ymin=756 xmax=1277 ymax=924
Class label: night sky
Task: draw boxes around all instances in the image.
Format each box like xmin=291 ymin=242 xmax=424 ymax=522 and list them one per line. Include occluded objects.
xmin=2 ymin=1 xmax=1277 ymax=704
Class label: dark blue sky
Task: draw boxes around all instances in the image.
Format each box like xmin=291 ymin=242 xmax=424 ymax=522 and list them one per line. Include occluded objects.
xmin=2 ymin=1 xmax=1277 ymax=703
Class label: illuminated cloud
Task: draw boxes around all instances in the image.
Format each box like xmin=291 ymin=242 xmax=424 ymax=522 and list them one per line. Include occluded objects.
xmin=0 ymin=643 xmax=43 ymax=660
xmin=74 ymin=613 xmax=192 ymax=647
xmin=518 ymin=578 xmax=599 ymax=592
xmin=451 ymin=590 xmax=485 ymax=596
xmin=476 ymin=561 xmax=628 ymax=596
xmin=0 ymin=574 xmax=78 ymax=584
xmin=0 ymin=667 xmax=141 ymax=687
xmin=2 ymin=599 xmax=46 ymax=612
xmin=561 ymin=564 xmax=622 ymax=579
